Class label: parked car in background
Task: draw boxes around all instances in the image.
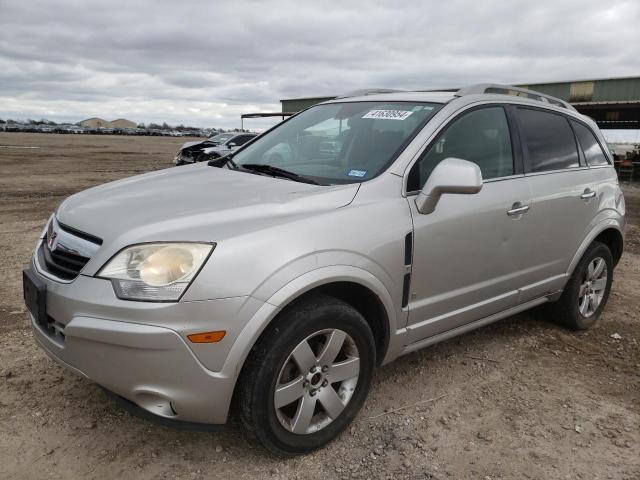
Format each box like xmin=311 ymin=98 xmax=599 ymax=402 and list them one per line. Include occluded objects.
xmin=180 ymin=129 xmax=203 ymax=137
xmin=175 ymin=132 xmax=257 ymax=165
xmin=54 ymin=124 xmax=85 ymax=134
xmin=24 ymin=85 xmax=624 ymax=455
xmin=5 ymin=123 xmax=26 ymax=132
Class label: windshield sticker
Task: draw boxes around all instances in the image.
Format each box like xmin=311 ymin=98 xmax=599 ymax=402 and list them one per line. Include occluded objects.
xmin=362 ymin=110 xmax=413 ymax=120
xmin=347 ymin=169 xmax=367 ymax=178
xmin=410 ymin=105 xmax=435 ymax=112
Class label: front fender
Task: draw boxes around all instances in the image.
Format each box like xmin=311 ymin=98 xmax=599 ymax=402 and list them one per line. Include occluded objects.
xmin=218 ymin=265 xmax=404 ymax=382
xmin=266 ymin=264 xmax=397 ymax=323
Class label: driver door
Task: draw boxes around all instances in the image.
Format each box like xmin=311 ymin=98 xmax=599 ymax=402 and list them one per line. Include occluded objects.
xmin=406 ymin=105 xmax=533 ymax=343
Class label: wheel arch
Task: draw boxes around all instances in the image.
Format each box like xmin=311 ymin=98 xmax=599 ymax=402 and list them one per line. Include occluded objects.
xmin=223 ymin=265 xmax=398 ymax=383
xmin=221 ymin=267 xmax=399 ymax=420
xmin=264 ymin=267 xmax=397 ymax=363
xmin=568 ymin=221 xmax=624 ymax=277
xmin=593 ymin=228 xmax=624 ymax=266
xmin=287 ymin=281 xmax=391 ymax=366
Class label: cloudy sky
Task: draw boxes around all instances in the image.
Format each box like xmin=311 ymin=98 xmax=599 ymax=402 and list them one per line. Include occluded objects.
xmin=1 ymin=0 xmax=639 ymax=135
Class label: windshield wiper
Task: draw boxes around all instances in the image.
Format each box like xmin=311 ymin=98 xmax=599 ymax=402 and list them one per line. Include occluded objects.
xmin=239 ymin=164 xmax=320 ymax=185
xmin=208 ymin=157 xmax=320 ymax=185
xmin=207 ymin=153 xmax=238 ymax=169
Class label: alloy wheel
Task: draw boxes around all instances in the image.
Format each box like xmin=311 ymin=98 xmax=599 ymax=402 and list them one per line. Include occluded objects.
xmin=274 ymin=329 xmax=360 ymax=434
xmin=578 ymin=256 xmax=608 ymax=317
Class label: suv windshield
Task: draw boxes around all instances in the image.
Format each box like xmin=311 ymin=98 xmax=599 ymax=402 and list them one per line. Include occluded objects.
xmin=232 ymin=101 xmax=442 ymax=184
xmin=208 ymin=133 xmax=235 ymax=145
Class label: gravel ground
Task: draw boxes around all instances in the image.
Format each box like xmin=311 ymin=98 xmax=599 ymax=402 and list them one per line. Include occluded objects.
xmin=1 ymin=132 xmax=638 ymax=480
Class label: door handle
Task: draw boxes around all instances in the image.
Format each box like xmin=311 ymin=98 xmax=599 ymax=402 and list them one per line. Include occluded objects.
xmin=507 ymin=202 xmax=530 ymax=216
xmin=580 ymin=189 xmax=596 ymax=200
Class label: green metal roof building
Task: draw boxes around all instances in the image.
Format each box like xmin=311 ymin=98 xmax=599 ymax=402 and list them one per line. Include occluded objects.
xmin=280 ymin=76 xmax=640 ymax=130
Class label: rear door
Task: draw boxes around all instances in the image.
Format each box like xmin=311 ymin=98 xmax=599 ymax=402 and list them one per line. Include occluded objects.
xmin=516 ymin=107 xmax=599 ymax=302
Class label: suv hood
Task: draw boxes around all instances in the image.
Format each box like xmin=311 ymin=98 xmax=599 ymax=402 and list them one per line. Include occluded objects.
xmin=180 ymin=139 xmax=208 ymax=150
xmin=56 ymin=163 xmax=359 ymax=248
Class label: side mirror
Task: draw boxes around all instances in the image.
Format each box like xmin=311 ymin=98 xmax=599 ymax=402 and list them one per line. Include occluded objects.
xmin=228 ymin=142 xmax=237 ymax=148
xmin=415 ymin=157 xmax=483 ymax=214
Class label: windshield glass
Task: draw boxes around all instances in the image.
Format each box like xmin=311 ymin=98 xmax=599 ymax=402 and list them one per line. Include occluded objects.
xmin=232 ymin=101 xmax=442 ymax=184
xmin=208 ymin=133 xmax=234 ymax=145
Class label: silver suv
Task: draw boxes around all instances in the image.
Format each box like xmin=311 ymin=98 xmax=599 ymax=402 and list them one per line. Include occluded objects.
xmin=23 ymin=84 xmax=625 ymax=455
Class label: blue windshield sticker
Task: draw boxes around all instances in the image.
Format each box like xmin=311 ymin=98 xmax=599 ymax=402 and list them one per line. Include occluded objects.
xmin=348 ymin=169 xmax=367 ymax=178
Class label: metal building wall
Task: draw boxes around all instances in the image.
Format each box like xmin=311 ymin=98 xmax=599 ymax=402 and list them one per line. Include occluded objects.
xmin=279 ymin=77 xmax=640 ymax=129
xmin=522 ymin=77 xmax=640 ymax=103
xmin=281 ymin=97 xmax=335 ymax=113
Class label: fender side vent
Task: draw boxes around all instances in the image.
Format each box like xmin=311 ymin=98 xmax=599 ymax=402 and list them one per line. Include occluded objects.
xmin=401 ymin=273 xmax=411 ymax=308
xmin=404 ymin=232 xmax=413 ymax=266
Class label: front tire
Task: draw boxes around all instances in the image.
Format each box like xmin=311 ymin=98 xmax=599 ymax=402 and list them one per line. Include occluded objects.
xmin=548 ymin=241 xmax=613 ymax=330
xmin=237 ymin=294 xmax=376 ymax=456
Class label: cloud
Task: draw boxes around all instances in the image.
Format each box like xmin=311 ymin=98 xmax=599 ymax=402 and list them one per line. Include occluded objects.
xmin=0 ymin=0 xmax=639 ymax=129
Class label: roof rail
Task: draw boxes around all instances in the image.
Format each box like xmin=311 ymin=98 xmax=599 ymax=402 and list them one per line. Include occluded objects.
xmin=335 ymin=88 xmax=404 ymax=99
xmin=455 ymin=84 xmax=577 ymax=111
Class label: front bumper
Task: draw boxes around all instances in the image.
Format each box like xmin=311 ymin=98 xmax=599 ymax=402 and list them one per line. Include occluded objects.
xmin=27 ymin=261 xmax=267 ymax=424
xmin=32 ymin=314 xmax=237 ymax=423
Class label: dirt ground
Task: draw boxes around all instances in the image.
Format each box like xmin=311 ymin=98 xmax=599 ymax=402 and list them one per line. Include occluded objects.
xmin=0 ymin=132 xmax=638 ymax=480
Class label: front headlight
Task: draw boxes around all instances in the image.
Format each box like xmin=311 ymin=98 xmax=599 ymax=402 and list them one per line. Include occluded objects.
xmin=98 ymin=243 xmax=214 ymax=301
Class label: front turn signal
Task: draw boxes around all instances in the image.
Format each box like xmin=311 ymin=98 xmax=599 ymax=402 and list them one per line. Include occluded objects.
xmin=188 ymin=331 xmax=226 ymax=343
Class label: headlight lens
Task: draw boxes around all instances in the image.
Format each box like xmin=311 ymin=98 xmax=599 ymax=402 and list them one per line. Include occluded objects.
xmin=98 ymin=243 xmax=214 ymax=301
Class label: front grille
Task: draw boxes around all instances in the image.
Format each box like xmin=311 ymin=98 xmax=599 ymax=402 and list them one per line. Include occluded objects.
xmin=39 ymin=242 xmax=90 ymax=280
xmin=37 ymin=218 xmax=102 ymax=281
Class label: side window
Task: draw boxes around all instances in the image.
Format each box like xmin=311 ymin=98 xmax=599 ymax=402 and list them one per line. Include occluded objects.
xmin=517 ymin=108 xmax=579 ymax=172
xmin=407 ymin=106 xmax=514 ymax=191
xmin=232 ymin=135 xmax=252 ymax=146
xmin=571 ymin=120 xmax=610 ymax=166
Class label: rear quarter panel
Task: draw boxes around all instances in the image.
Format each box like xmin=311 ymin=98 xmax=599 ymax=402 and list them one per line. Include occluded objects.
xmin=567 ymin=166 xmax=625 ymax=275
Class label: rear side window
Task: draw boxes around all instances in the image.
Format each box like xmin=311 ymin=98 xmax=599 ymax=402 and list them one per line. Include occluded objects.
xmin=571 ymin=120 xmax=610 ymax=166
xmin=517 ymin=108 xmax=579 ymax=172
xmin=407 ymin=106 xmax=514 ymax=191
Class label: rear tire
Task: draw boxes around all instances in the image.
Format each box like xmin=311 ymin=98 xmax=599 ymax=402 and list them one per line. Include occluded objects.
xmin=547 ymin=241 xmax=613 ymax=330
xmin=236 ymin=294 xmax=376 ymax=456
